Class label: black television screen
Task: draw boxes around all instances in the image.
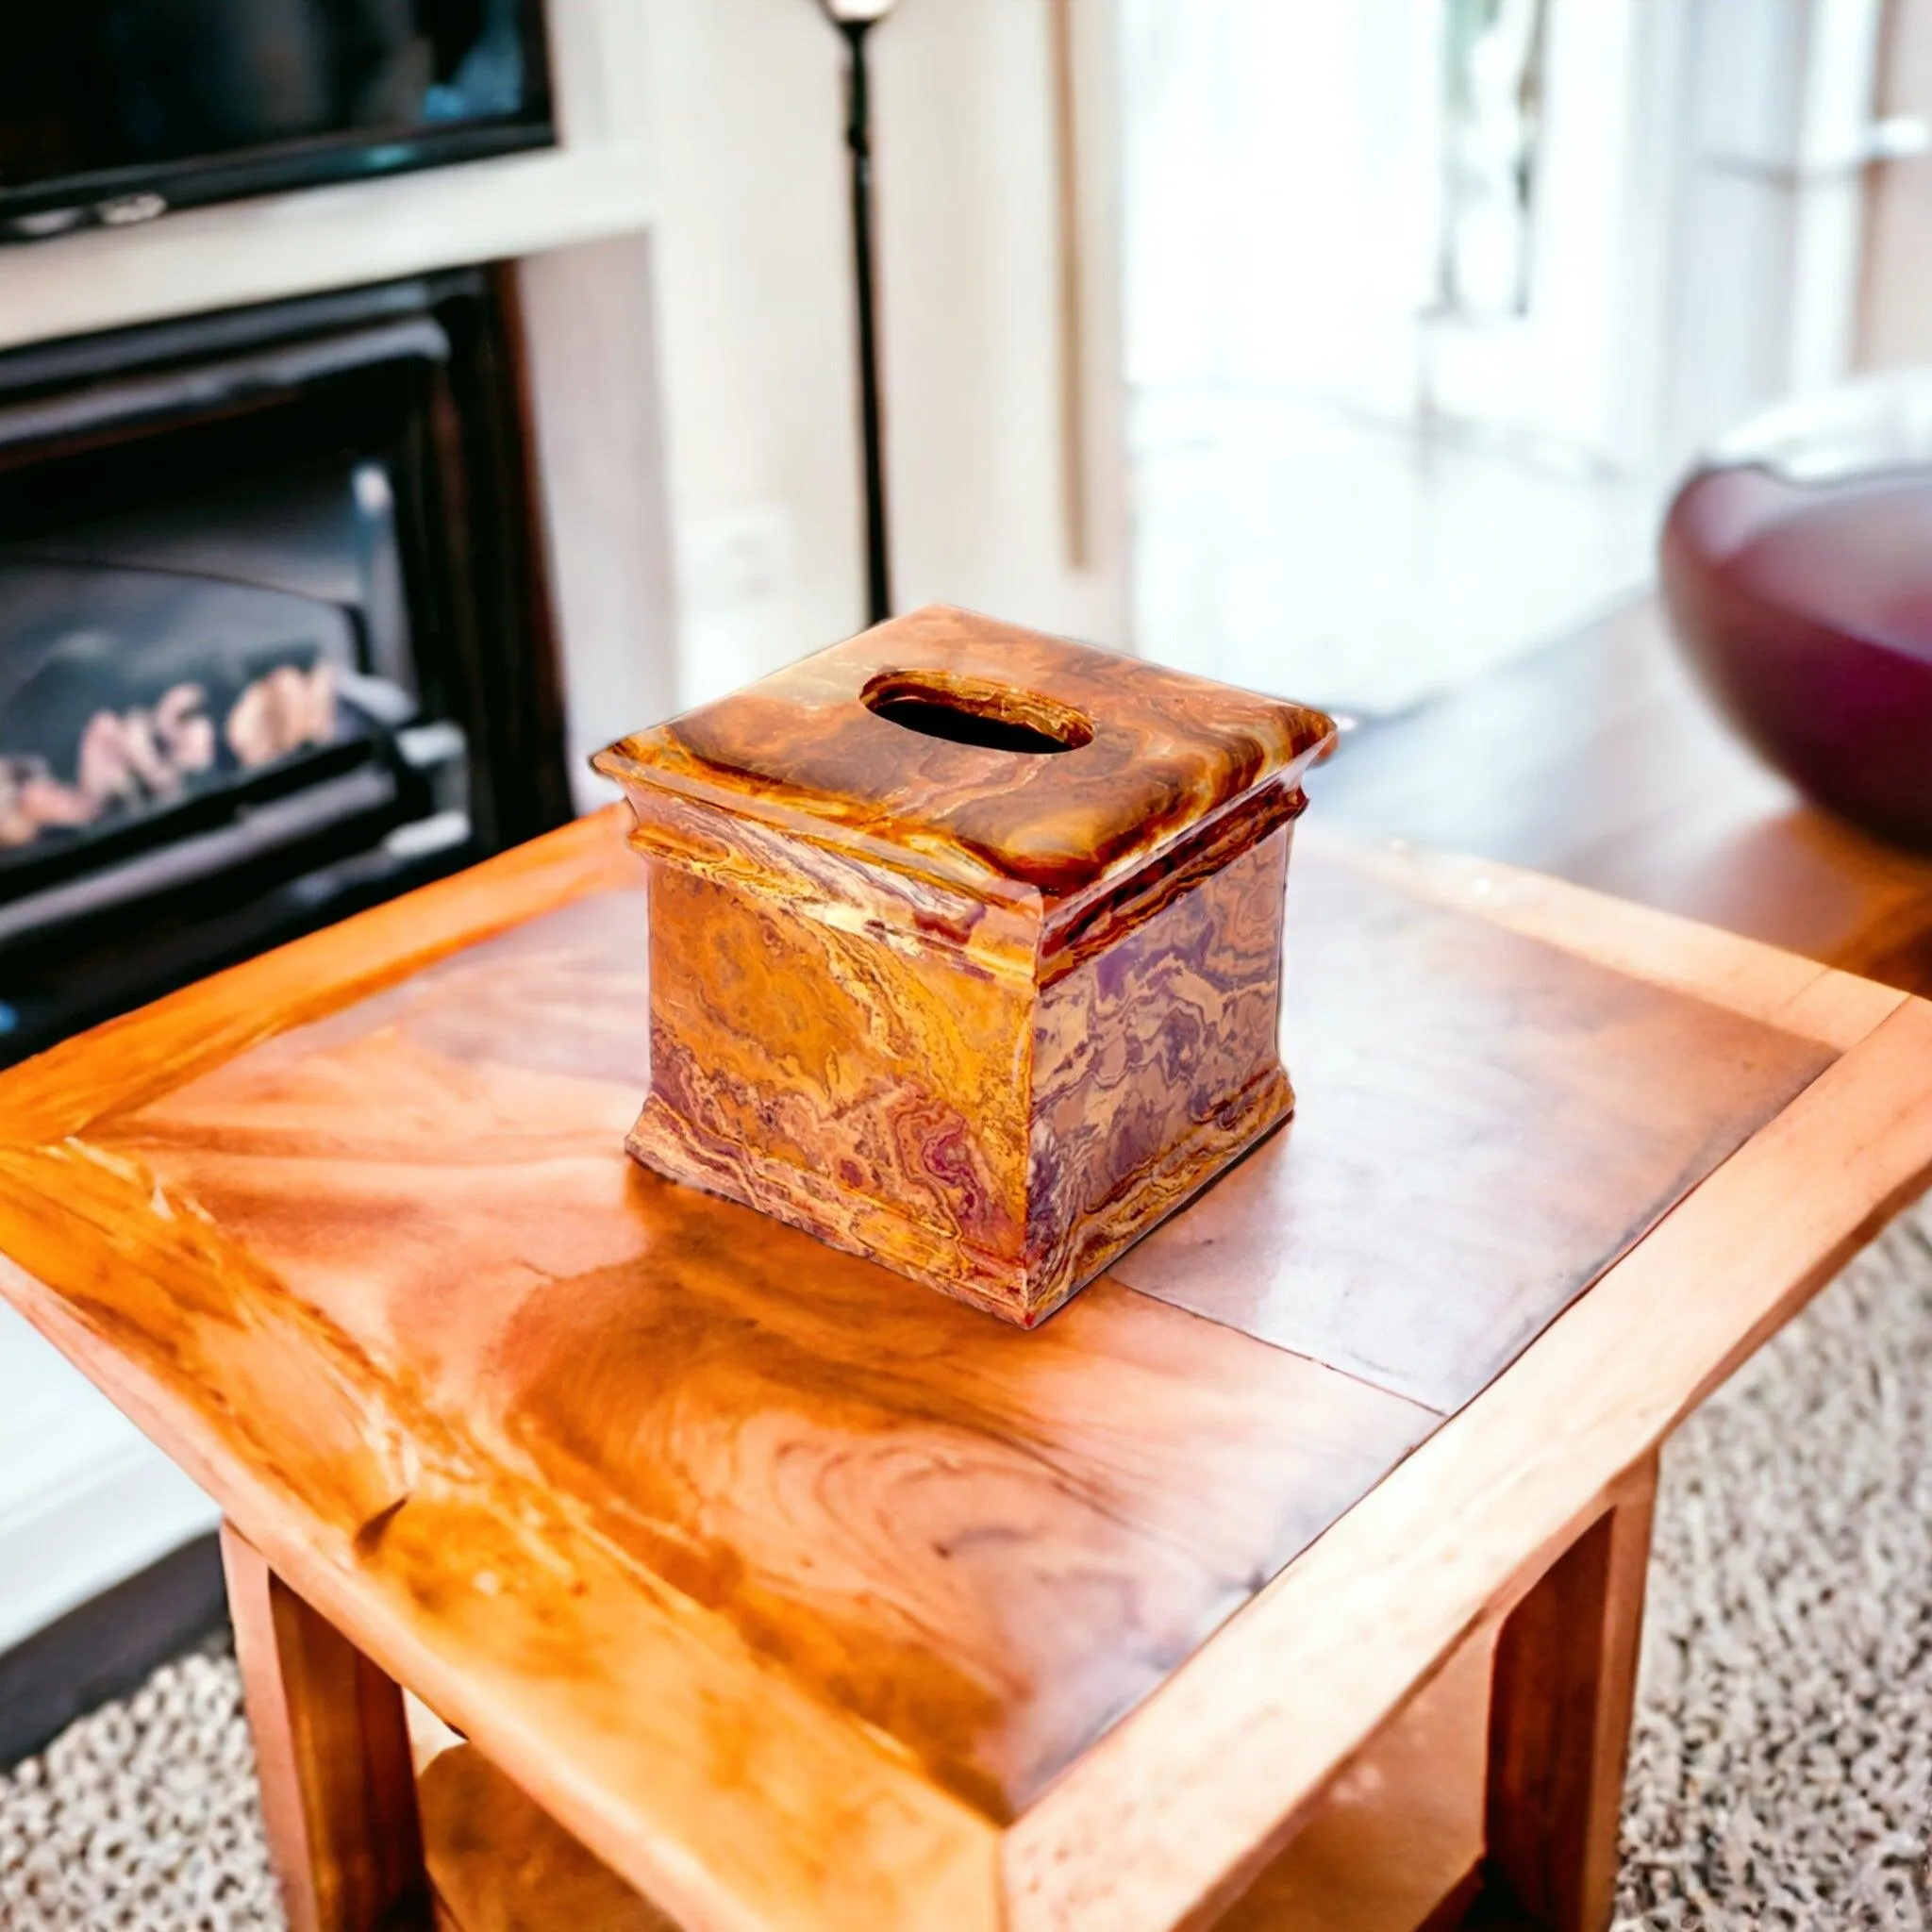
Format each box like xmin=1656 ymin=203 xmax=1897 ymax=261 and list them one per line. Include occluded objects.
xmin=0 ymin=0 xmax=554 ymax=242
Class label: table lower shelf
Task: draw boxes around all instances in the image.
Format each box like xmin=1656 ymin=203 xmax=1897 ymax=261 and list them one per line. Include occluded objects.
xmin=418 ymin=1739 xmax=675 ymax=1932
xmin=410 ymin=1634 xmax=1496 ymax=1932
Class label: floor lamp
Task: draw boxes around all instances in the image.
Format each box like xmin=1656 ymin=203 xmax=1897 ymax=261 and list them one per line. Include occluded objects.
xmin=815 ymin=0 xmax=901 ymax=625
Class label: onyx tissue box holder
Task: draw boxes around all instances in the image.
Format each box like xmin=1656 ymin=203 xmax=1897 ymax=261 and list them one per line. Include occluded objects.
xmin=593 ymin=604 xmax=1336 ymax=1326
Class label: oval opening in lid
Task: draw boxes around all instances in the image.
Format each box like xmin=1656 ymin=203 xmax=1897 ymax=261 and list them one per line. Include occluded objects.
xmin=861 ymin=670 xmax=1094 ymax=756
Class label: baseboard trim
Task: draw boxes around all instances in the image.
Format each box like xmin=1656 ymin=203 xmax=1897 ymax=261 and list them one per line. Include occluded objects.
xmin=0 ymin=1532 xmax=227 ymax=1771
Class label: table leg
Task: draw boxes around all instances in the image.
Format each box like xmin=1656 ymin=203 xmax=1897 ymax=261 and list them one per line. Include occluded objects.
xmin=221 ymin=1523 xmax=430 ymax=1932
xmin=1480 ymin=1454 xmax=1657 ymax=1932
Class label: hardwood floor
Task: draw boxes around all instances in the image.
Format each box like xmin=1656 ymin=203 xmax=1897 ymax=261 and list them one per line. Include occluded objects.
xmin=1311 ymin=595 xmax=1932 ymax=994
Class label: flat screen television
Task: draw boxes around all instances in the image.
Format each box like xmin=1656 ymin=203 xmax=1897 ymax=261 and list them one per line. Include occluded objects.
xmin=0 ymin=0 xmax=554 ymax=244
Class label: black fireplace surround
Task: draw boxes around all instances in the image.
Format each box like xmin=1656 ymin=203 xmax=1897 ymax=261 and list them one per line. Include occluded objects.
xmin=0 ymin=271 xmax=571 ymax=1065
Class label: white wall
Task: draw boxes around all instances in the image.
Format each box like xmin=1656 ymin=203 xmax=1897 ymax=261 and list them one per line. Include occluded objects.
xmin=642 ymin=0 xmax=1126 ymax=713
xmin=0 ymin=1293 xmax=217 ymax=1656
xmin=874 ymin=0 xmax=1126 ymax=644
xmin=516 ymin=233 xmax=682 ymax=811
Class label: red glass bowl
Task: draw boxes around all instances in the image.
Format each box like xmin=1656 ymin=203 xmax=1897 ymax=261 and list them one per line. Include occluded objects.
xmin=1660 ymin=375 xmax=1932 ymax=852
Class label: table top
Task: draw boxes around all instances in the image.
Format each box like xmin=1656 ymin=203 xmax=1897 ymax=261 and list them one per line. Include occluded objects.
xmin=2 ymin=807 xmax=1928 ymax=1932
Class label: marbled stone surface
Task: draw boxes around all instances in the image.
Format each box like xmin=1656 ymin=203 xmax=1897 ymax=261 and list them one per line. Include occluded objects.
xmin=1028 ymin=830 xmax=1292 ymax=1297
xmin=595 ymin=604 xmax=1336 ymax=908
xmin=595 ymin=608 xmax=1337 ymax=1323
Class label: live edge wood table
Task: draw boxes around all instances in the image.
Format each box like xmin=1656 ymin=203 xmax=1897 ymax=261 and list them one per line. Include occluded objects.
xmin=2 ymin=807 xmax=1930 ymax=1932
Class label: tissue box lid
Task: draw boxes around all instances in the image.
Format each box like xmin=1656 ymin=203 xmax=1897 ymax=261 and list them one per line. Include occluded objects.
xmin=593 ymin=605 xmax=1336 ymax=908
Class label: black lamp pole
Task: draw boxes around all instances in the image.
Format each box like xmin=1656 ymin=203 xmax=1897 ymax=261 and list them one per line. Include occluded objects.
xmin=818 ymin=1 xmax=900 ymax=625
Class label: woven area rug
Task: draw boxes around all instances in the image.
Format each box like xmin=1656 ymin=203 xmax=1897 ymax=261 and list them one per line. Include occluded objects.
xmin=2 ymin=1200 xmax=1929 ymax=1930
xmin=1613 ymin=1199 xmax=1932 ymax=1928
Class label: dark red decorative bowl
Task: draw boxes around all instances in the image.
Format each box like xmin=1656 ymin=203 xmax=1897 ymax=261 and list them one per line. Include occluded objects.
xmin=1660 ymin=375 xmax=1932 ymax=851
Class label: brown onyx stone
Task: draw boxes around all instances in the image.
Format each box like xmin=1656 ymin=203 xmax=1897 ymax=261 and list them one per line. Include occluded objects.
xmin=593 ymin=604 xmax=1336 ymax=1325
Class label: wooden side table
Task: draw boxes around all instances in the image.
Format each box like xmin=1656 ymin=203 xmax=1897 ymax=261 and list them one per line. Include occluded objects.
xmin=1 ymin=808 xmax=1927 ymax=1932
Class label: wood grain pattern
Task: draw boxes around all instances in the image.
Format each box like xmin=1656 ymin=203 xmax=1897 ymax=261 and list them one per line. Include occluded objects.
xmin=222 ymin=1524 xmax=429 ymax=1932
xmin=0 ymin=1204 xmax=1007 ymax=1932
xmin=597 ymin=608 xmax=1335 ymax=1324
xmin=1 ymin=835 xmax=1014 ymax=1932
xmin=1006 ymin=998 xmax=1932 ymax=1932
xmin=1111 ymin=850 xmax=1836 ymax=1410
xmin=0 ymin=808 xmax=1920 ymax=1931
xmin=0 ymin=808 xmax=638 ymax=1147
xmin=412 ymin=1626 xmax=1495 ymax=1932
xmin=1483 ymin=1456 xmax=1657 ymax=1932
xmin=89 ymin=896 xmax=1429 ymax=1818
xmin=419 ymin=1745 xmax=675 ymax=1932
xmin=410 ymin=1624 xmax=1500 ymax=1932
xmin=1207 ymin=1618 xmax=1496 ymax=1931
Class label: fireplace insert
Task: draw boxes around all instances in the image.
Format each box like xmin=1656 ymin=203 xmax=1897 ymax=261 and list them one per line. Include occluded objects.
xmin=0 ymin=270 xmax=569 ymax=1065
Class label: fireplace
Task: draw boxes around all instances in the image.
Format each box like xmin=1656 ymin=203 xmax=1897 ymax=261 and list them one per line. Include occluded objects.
xmin=0 ymin=270 xmax=570 ymax=1065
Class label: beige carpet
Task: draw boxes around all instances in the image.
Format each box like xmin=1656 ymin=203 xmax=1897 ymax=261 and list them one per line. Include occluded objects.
xmin=1613 ymin=1201 xmax=1932 ymax=1928
xmin=0 ymin=1641 xmax=277 ymax=1930
xmin=2 ymin=1200 xmax=1929 ymax=1931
